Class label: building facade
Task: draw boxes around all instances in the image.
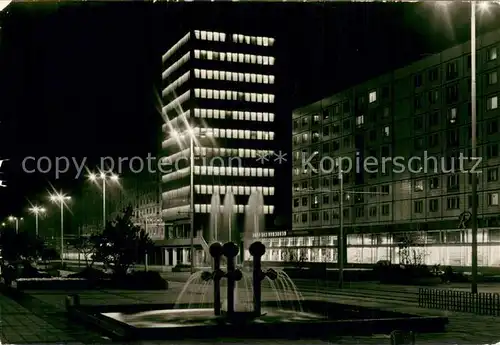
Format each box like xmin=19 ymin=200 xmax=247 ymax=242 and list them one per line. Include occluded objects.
xmin=159 ymin=30 xmax=277 ymax=266
xmin=263 ymin=29 xmax=500 ymax=268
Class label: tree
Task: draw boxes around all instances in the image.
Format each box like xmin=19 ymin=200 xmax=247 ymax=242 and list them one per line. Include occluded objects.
xmin=396 ymin=232 xmax=428 ymax=265
xmin=0 ymin=228 xmax=45 ymax=262
xmin=69 ymin=235 xmax=97 ymax=267
xmin=92 ymin=205 xmax=154 ymax=276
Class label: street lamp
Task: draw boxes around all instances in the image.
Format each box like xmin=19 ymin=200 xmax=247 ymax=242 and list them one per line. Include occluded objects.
xmin=171 ymin=128 xmax=196 ymax=274
xmin=297 ymin=171 xmax=389 ymax=289
xmin=28 ymin=206 xmax=46 ymax=237
xmin=88 ymin=172 xmax=119 ymax=228
xmin=437 ymin=0 xmax=500 ymax=294
xmin=8 ymin=216 xmax=23 ymax=233
xmin=336 ymin=172 xmax=389 ymax=288
xmin=49 ymin=192 xmax=71 ymax=265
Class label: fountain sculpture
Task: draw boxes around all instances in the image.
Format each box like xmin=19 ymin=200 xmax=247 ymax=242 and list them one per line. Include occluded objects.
xmin=201 ymin=241 xmax=278 ymax=320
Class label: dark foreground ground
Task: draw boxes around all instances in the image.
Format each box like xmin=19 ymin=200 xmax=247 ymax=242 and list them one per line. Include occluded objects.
xmin=1 ymin=272 xmax=500 ymax=344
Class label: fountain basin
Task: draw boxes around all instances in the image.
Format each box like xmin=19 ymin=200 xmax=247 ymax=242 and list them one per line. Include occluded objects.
xmin=67 ymin=300 xmax=448 ymax=340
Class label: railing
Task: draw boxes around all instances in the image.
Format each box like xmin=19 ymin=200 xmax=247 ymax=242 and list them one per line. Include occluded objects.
xmin=418 ymin=287 xmax=500 ymax=316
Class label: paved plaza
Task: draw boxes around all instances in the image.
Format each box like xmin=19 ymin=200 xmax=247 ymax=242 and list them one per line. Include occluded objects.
xmin=0 ymin=276 xmax=500 ymax=344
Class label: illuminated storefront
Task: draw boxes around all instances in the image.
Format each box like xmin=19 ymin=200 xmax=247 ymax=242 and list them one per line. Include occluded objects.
xmin=257 ymin=229 xmax=500 ymax=267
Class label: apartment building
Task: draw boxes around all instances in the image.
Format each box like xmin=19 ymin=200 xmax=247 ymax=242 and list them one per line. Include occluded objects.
xmin=260 ymin=29 xmax=500 ymax=268
xmin=159 ymin=30 xmax=277 ymax=266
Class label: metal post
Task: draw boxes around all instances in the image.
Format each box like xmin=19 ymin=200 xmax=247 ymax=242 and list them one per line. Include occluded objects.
xmin=189 ymin=135 xmax=195 ymax=274
xmin=102 ymin=178 xmax=106 ymax=228
xmin=35 ymin=214 xmax=39 ymax=237
xmin=338 ymin=172 xmax=344 ymax=289
xmin=15 ymin=218 xmax=18 ymax=233
xmin=60 ymin=201 xmax=64 ymax=266
xmin=252 ymin=250 xmax=262 ymax=316
xmin=145 ymin=220 xmax=149 ymax=271
xmin=214 ymin=253 xmax=222 ymax=316
xmin=470 ymin=0 xmax=478 ymax=294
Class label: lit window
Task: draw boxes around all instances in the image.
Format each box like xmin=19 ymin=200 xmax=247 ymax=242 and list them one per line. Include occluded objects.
xmin=488 ymin=46 xmax=498 ymax=61
xmin=207 ymin=70 xmax=213 ymax=79
xmin=245 ymin=36 xmax=251 ymax=44
xmin=257 ymin=55 xmax=263 ymax=64
xmin=201 ymin=89 xmax=207 ymax=98
xmin=238 ymin=53 xmax=244 ymax=62
xmin=207 ymin=51 xmax=213 ymax=60
xmin=489 ymin=193 xmax=499 ymax=206
xmin=263 ymin=94 xmax=268 ymax=103
xmin=356 ymin=115 xmax=364 ymax=127
xmin=369 ymin=90 xmax=377 ymax=103
xmin=214 ymin=90 xmax=219 ymax=100
xmin=448 ymin=108 xmax=457 ymax=123
xmin=214 ymin=70 xmax=219 ymax=80
xmin=232 ymin=34 xmax=237 ymax=42
xmin=270 ymin=94 xmax=275 ymax=103
xmin=488 ymin=71 xmax=498 ymax=85
xmin=201 ymin=31 xmax=207 ymax=40
xmin=214 ymin=32 xmax=219 ymax=41
xmin=238 ymin=34 xmax=244 ymax=43
xmin=487 ymin=95 xmax=498 ymax=110
xmin=220 ymin=90 xmax=226 ymax=100
xmin=270 ymin=57 xmax=275 ymax=65
xmin=194 ymin=50 xmax=200 ymax=59
xmin=251 ymin=55 xmax=257 ymax=64
xmin=207 ymin=31 xmax=213 ymax=41
xmin=239 ymin=73 xmax=244 ymax=82
xmin=263 ymin=56 xmax=269 ymax=65
xmin=383 ymin=126 xmax=390 ymax=136
xmin=220 ymin=52 xmax=226 ymax=61
xmin=269 ymin=75 xmax=275 ymax=84
xmin=263 ymin=37 xmax=269 ymax=46
xmin=195 ymin=30 xmax=200 ymax=39
xmin=200 ymin=69 xmax=206 ymax=79
xmin=257 ymin=36 xmax=263 ymax=45
xmin=251 ymin=74 xmax=257 ymax=83
xmin=195 ymin=89 xmax=200 ymax=97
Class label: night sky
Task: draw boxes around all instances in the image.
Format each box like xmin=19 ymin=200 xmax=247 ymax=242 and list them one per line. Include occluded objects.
xmin=0 ymin=1 xmax=498 ymax=219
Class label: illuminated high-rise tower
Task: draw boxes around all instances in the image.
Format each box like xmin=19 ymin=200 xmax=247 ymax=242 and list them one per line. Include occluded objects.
xmin=160 ymin=30 xmax=277 ymax=265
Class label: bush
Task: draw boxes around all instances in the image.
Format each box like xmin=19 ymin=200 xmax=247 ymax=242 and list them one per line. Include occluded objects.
xmin=172 ymin=264 xmax=191 ymax=272
xmin=375 ymin=264 xmax=440 ymax=285
xmin=112 ymin=271 xmax=168 ymax=290
xmin=68 ymin=267 xmax=108 ymax=280
xmin=14 ymin=277 xmax=91 ymax=290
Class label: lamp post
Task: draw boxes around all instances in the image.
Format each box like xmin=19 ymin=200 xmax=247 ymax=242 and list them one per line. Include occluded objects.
xmin=28 ymin=206 xmax=46 ymax=237
xmin=436 ymin=0 xmax=498 ymax=295
xmin=296 ymin=172 xmax=389 ymax=289
xmin=49 ymin=192 xmax=71 ymax=265
xmin=470 ymin=0 xmax=479 ymax=295
xmin=336 ymin=172 xmax=390 ymax=288
xmin=88 ymin=172 xmax=119 ymax=229
xmin=8 ymin=216 xmax=22 ymax=233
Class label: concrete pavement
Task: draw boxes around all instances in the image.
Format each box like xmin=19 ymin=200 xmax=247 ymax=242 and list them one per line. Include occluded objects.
xmin=1 ymin=271 xmax=500 ymax=344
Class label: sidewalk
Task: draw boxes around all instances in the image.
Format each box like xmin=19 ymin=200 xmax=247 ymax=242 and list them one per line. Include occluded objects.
xmin=0 ymin=292 xmax=84 ymax=344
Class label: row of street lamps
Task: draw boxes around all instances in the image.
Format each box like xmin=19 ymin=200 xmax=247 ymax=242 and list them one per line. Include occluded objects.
xmin=3 ymin=171 xmax=119 ymax=265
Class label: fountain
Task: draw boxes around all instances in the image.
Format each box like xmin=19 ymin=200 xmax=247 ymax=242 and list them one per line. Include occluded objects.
xmin=65 ymin=189 xmax=449 ymax=340
xmin=208 ymin=192 xmax=221 ymax=243
xmin=199 ymin=241 xmax=278 ymax=321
